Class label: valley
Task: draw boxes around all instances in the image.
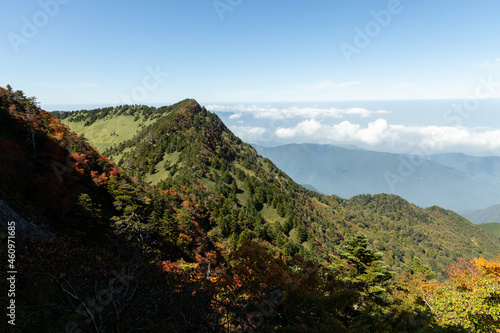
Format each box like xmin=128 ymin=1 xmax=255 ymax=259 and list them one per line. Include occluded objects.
xmin=254 ymin=143 xmax=500 ymax=212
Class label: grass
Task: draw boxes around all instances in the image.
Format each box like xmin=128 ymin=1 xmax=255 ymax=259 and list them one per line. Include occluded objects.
xmin=110 ymin=147 xmax=132 ymax=164
xmin=163 ymin=151 xmax=181 ymax=165
xmin=478 ymin=222 xmax=500 ymax=238
xmin=145 ymin=166 xmax=171 ymax=185
xmin=145 ymin=152 xmax=181 ymax=185
xmin=235 ymin=178 xmax=249 ymax=206
xmin=260 ymin=203 xmax=285 ymax=224
xmin=200 ymin=178 xmax=217 ymax=191
xmin=62 ymin=114 xmax=157 ymax=153
xmin=234 ymin=162 xmax=256 ymax=177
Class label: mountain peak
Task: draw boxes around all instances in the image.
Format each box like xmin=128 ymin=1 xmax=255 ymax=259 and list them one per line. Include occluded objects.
xmin=173 ymin=98 xmax=202 ymax=116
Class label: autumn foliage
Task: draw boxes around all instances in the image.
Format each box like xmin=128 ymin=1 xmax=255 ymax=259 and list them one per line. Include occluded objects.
xmin=1 ymin=86 xmax=500 ymax=332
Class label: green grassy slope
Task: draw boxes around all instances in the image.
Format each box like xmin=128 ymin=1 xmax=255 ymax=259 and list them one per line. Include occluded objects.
xmin=478 ymin=222 xmax=500 ymax=238
xmin=53 ymin=102 xmax=192 ymax=153
xmin=61 ymin=113 xmax=156 ymax=152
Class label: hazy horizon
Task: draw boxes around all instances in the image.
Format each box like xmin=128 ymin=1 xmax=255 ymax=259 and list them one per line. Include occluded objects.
xmin=4 ymin=1 xmax=500 ymax=157
xmin=44 ymin=98 xmax=500 ymax=157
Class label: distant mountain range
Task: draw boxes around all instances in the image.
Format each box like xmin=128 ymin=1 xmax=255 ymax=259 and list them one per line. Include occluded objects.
xmin=253 ymin=143 xmax=500 ymax=212
xmin=461 ymin=204 xmax=500 ymax=224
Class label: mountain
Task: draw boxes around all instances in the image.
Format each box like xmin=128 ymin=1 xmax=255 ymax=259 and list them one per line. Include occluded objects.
xmin=254 ymin=143 xmax=500 ymax=211
xmin=2 ymin=90 xmax=245 ymax=331
xmin=478 ymin=222 xmax=500 ymax=238
xmin=2 ymin=85 xmax=500 ymax=331
xmin=461 ymin=203 xmax=500 ymax=224
xmin=429 ymin=152 xmax=500 ymax=185
xmin=53 ymin=103 xmax=500 ymax=275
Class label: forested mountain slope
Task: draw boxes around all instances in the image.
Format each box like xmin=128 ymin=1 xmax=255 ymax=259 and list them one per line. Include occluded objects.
xmin=1 ymin=86 xmax=498 ymax=331
xmin=478 ymin=222 xmax=500 ymax=238
xmin=54 ymin=100 xmax=500 ymax=277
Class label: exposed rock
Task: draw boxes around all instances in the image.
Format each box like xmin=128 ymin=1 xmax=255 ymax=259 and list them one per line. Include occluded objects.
xmin=0 ymin=200 xmax=56 ymax=239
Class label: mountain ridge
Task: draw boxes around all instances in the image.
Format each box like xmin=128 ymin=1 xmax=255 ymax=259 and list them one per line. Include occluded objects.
xmin=254 ymin=142 xmax=500 ymax=211
xmin=52 ymin=100 xmax=500 ymax=275
xmin=2 ymin=86 xmax=500 ymax=331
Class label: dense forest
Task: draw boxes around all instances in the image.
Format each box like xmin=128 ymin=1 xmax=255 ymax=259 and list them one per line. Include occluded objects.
xmin=1 ymin=85 xmax=500 ymax=332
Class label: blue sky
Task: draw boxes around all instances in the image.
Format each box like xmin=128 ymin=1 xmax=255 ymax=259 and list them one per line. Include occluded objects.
xmin=2 ymin=0 xmax=500 ymax=155
xmin=3 ymin=0 xmax=500 ymax=104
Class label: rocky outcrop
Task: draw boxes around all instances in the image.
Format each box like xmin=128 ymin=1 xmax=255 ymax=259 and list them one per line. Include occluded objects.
xmin=0 ymin=200 xmax=55 ymax=239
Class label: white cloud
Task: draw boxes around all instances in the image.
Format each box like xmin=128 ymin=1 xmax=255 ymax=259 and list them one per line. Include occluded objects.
xmin=230 ymin=126 xmax=269 ymax=142
xmin=275 ymin=127 xmax=297 ymax=139
xmin=270 ymin=119 xmax=500 ymax=156
xmin=274 ymin=119 xmax=392 ymax=146
xmin=208 ymin=104 xmax=390 ymax=120
xmin=395 ymin=125 xmax=500 ymax=153
xmin=345 ymin=107 xmax=390 ymax=118
xmin=275 ymin=119 xmax=324 ymax=139
xmin=78 ymin=82 xmax=100 ymax=88
xmin=210 ymin=100 xmax=500 ymax=155
xmin=335 ymin=81 xmax=362 ymax=88
xmin=229 ymin=113 xmax=242 ymax=120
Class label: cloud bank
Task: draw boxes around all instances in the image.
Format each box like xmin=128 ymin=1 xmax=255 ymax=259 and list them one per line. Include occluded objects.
xmin=208 ymin=104 xmax=390 ymax=120
xmin=210 ymin=99 xmax=500 ymax=156
xmin=230 ymin=119 xmax=500 ymax=156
